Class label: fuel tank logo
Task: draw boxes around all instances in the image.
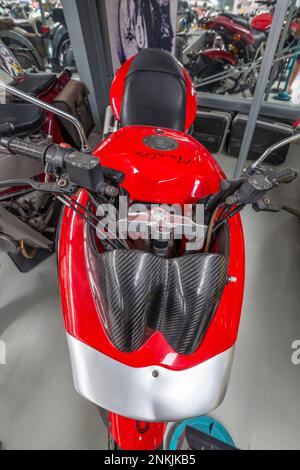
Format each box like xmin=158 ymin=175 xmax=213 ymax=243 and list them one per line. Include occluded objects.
xmin=135 ymin=151 xmax=192 ymax=165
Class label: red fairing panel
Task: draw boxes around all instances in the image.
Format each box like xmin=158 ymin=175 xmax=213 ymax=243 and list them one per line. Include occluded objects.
xmin=110 ymin=56 xmax=133 ymax=122
xmin=109 ymin=413 xmax=166 ymax=450
xmin=59 ymin=191 xmax=244 ymax=371
xmin=183 ymin=67 xmax=198 ymax=130
xmin=206 ymin=15 xmax=255 ymax=45
xmin=110 ymin=55 xmax=197 ymax=131
xmin=201 ymin=49 xmax=237 ymax=66
xmin=293 ymin=117 xmax=300 ymax=129
xmin=290 ymin=20 xmax=297 ymax=34
xmin=251 ymin=13 xmax=272 ymax=32
xmin=58 ymin=127 xmax=245 ymax=371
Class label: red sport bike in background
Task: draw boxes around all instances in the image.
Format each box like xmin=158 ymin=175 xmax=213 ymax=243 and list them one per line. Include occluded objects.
xmin=0 ymin=46 xmax=297 ymax=450
xmin=187 ymin=0 xmax=298 ymax=95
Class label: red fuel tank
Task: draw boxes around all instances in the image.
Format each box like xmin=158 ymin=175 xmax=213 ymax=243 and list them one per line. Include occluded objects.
xmin=251 ymin=12 xmax=272 ymax=32
xmin=93 ymin=126 xmax=225 ymax=205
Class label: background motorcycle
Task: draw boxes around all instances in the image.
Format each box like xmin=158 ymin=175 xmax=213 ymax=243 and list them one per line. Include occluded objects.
xmin=29 ymin=6 xmax=77 ymax=73
xmin=49 ymin=7 xmax=76 ymax=73
xmin=0 ymin=45 xmax=92 ymax=270
xmin=0 ymin=2 xmax=75 ymax=73
xmin=188 ymin=0 xmax=297 ymax=95
xmin=0 ymin=47 xmax=298 ymax=450
xmin=0 ymin=15 xmax=46 ymax=70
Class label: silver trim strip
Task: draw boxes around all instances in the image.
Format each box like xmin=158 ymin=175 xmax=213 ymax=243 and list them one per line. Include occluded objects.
xmin=67 ymin=334 xmax=235 ymax=422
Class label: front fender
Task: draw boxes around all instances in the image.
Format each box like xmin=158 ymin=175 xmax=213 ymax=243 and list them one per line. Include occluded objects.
xmin=0 ymin=29 xmax=45 ymax=70
xmin=52 ymin=23 xmax=68 ymax=57
xmin=200 ymin=49 xmax=237 ymax=66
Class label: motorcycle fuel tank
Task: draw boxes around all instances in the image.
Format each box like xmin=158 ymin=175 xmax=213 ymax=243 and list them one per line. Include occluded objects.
xmin=93 ymin=126 xmax=225 ymax=205
xmin=251 ymin=12 xmax=272 ymax=32
xmin=206 ymin=15 xmax=255 ymax=45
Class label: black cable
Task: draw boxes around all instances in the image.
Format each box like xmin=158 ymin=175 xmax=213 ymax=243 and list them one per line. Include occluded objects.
xmin=213 ymin=204 xmax=245 ymax=233
xmin=58 ymin=194 xmax=127 ymax=250
xmin=65 ymin=195 xmax=129 ymax=249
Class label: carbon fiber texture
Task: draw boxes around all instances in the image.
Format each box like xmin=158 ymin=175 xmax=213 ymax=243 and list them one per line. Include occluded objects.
xmin=85 ymin=228 xmax=228 ymax=355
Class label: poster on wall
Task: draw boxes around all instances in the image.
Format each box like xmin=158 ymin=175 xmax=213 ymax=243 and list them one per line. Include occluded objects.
xmin=233 ymin=0 xmax=257 ymax=14
xmin=105 ymin=0 xmax=178 ymax=73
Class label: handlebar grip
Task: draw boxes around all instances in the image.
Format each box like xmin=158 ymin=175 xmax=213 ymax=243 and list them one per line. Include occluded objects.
xmin=270 ymin=168 xmax=297 ymax=184
xmin=0 ymin=137 xmax=50 ymax=163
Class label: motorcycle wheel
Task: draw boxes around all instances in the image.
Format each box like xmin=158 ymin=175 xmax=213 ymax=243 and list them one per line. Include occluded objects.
xmin=189 ymin=58 xmax=228 ymax=93
xmin=57 ymin=38 xmax=76 ymax=72
xmin=5 ymin=44 xmax=41 ymax=71
xmin=242 ymin=67 xmax=259 ymax=98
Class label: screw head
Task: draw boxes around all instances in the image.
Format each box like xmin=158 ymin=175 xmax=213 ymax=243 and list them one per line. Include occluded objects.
xmin=152 ymin=370 xmax=159 ymax=378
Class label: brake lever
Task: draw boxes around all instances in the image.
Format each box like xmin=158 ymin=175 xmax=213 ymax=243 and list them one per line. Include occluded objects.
xmin=0 ymin=177 xmax=77 ymax=195
xmin=252 ymin=197 xmax=281 ymax=213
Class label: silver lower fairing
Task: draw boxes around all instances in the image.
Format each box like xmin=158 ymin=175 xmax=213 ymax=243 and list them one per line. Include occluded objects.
xmin=66 ymin=333 xmax=235 ymax=422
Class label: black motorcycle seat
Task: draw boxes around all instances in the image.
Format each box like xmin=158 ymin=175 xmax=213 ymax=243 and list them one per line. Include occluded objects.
xmin=14 ymin=72 xmax=57 ymax=96
xmin=252 ymin=28 xmax=267 ymax=46
xmin=0 ymin=103 xmax=44 ymax=136
xmin=120 ymin=48 xmax=187 ymax=131
xmin=222 ymin=12 xmax=249 ymax=29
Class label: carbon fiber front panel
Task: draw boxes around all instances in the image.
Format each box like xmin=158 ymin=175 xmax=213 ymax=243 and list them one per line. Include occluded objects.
xmin=85 ymin=229 xmax=228 ymax=355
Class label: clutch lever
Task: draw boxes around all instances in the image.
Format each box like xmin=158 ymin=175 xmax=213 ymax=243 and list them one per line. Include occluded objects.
xmin=0 ymin=177 xmax=77 ymax=195
xmin=252 ymin=198 xmax=281 ymax=213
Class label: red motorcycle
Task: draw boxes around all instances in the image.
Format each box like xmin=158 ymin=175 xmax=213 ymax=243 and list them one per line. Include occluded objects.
xmin=188 ymin=0 xmax=297 ymax=94
xmin=0 ymin=47 xmax=297 ymax=450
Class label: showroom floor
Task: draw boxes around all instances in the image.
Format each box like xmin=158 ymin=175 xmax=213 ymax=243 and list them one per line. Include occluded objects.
xmin=0 ymin=145 xmax=300 ymax=450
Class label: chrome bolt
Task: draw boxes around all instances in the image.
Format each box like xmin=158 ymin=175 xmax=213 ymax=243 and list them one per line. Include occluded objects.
xmin=57 ymin=179 xmax=68 ymax=188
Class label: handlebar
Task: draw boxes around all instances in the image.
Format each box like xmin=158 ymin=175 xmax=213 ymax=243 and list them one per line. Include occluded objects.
xmin=1 ymin=137 xmax=53 ymax=163
xmin=225 ymin=166 xmax=297 ymax=206
xmin=267 ymin=167 xmax=298 ymax=185
xmin=0 ymin=137 xmax=124 ymax=194
xmin=0 ymin=137 xmax=297 ymax=216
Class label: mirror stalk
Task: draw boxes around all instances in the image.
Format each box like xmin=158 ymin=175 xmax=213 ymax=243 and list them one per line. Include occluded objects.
xmin=0 ymin=82 xmax=91 ymax=154
xmin=248 ymin=132 xmax=300 ymax=174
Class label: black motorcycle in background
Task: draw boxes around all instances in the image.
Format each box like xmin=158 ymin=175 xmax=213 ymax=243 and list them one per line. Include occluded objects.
xmin=0 ymin=3 xmax=76 ymax=73
xmin=46 ymin=7 xmax=76 ymax=73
